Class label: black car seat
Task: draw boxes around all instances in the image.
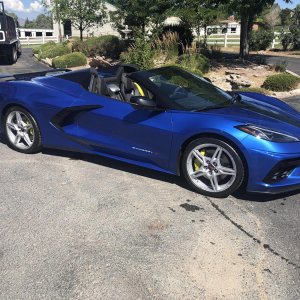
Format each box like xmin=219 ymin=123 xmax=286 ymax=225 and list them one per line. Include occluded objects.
xmin=88 ymin=68 xmax=108 ymax=96
xmin=120 ymin=73 xmax=146 ymax=102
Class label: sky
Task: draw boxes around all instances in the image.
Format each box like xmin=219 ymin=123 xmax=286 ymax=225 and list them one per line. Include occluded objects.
xmin=3 ymin=0 xmax=300 ymax=21
xmin=3 ymin=0 xmax=45 ymax=20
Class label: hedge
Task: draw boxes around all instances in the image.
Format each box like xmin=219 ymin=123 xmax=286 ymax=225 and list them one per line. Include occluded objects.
xmin=236 ymin=87 xmax=269 ymax=94
xmin=176 ymin=54 xmax=209 ymax=74
xmin=52 ymin=52 xmax=87 ymax=68
xmin=72 ymin=35 xmax=123 ymax=58
xmin=263 ymin=73 xmax=300 ymax=92
xmin=38 ymin=43 xmax=71 ymax=60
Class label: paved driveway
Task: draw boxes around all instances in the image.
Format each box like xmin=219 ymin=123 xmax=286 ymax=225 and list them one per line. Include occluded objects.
xmin=0 ymin=48 xmax=299 ymax=299
xmin=264 ymin=55 xmax=300 ymax=76
xmin=0 ymin=48 xmax=49 ymax=74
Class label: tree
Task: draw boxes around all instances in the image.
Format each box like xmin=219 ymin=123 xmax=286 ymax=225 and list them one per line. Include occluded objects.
xmin=280 ymin=8 xmax=293 ymax=28
xmin=171 ymin=2 xmax=227 ymax=47
xmin=23 ymin=14 xmax=53 ymax=29
xmin=290 ymin=4 xmax=300 ymax=49
xmin=112 ymin=0 xmax=172 ymax=36
xmin=224 ymin=0 xmax=290 ymax=58
xmin=24 ymin=17 xmax=36 ymax=29
xmin=41 ymin=0 xmax=68 ymax=42
xmin=64 ymin=0 xmax=106 ymax=40
xmin=262 ymin=4 xmax=281 ymax=29
xmin=35 ymin=14 xmax=53 ymax=29
xmin=42 ymin=0 xmax=107 ymax=41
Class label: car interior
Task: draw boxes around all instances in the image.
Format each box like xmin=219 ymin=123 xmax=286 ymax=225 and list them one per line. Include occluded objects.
xmin=57 ymin=64 xmax=153 ymax=103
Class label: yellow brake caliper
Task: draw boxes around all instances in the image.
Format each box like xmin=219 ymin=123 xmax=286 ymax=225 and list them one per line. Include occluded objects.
xmin=194 ymin=150 xmax=205 ymax=171
xmin=27 ymin=121 xmax=34 ymax=138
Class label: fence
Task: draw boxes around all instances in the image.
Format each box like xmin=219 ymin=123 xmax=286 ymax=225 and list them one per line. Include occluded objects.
xmin=19 ymin=36 xmax=59 ymax=46
xmin=201 ymin=32 xmax=281 ymax=48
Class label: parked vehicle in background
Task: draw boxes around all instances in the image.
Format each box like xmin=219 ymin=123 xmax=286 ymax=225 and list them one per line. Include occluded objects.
xmin=0 ymin=1 xmax=21 ymax=64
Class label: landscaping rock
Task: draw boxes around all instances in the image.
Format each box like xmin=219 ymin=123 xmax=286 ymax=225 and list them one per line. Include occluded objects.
xmin=225 ymin=74 xmax=252 ymax=89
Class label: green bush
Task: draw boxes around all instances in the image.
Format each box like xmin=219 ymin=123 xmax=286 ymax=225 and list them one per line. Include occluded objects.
xmin=52 ymin=52 xmax=87 ymax=68
xmin=290 ymin=25 xmax=300 ymax=50
xmin=72 ymin=35 xmax=123 ymax=58
xmin=249 ymin=30 xmax=274 ymax=51
xmin=120 ymin=37 xmax=154 ymax=70
xmin=38 ymin=43 xmax=71 ymax=59
xmin=177 ymin=53 xmax=209 ymax=74
xmin=263 ymin=73 xmax=300 ymax=91
xmin=274 ymin=61 xmax=287 ymax=72
xmin=281 ymin=32 xmax=293 ymax=51
xmin=33 ymin=41 xmax=56 ymax=55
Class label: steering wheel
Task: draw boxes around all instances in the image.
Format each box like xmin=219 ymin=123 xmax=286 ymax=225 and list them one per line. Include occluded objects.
xmin=169 ymin=86 xmax=188 ymax=99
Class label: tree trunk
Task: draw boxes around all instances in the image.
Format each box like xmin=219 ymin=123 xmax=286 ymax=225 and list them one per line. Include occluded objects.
xmin=79 ymin=23 xmax=83 ymax=41
xmin=58 ymin=18 xmax=62 ymax=43
xmin=239 ymin=12 xmax=250 ymax=58
xmin=203 ymin=25 xmax=208 ymax=49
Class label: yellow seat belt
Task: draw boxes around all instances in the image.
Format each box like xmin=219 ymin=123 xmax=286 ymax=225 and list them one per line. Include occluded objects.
xmin=133 ymin=82 xmax=145 ymax=96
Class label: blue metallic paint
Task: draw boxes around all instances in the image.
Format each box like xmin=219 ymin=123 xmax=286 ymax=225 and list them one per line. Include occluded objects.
xmin=1 ymin=73 xmax=300 ymax=194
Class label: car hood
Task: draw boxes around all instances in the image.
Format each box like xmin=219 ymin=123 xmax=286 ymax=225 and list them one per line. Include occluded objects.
xmin=203 ymin=93 xmax=300 ymax=136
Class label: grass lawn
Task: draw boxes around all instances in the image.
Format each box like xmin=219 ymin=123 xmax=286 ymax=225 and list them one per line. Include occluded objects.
xmin=21 ymin=44 xmax=42 ymax=49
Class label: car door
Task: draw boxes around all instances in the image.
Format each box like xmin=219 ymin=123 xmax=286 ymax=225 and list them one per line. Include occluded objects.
xmin=73 ymin=92 xmax=173 ymax=172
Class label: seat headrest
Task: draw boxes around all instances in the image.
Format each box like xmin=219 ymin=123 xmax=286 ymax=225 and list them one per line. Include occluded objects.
xmin=121 ymin=74 xmax=134 ymax=91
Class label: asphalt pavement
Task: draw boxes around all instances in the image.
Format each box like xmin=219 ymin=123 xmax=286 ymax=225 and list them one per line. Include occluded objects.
xmin=0 ymin=48 xmax=299 ymax=299
xmin=264 ymin=55 xmax=300 ymax=76
xmin=0 ymin=48 xmax=49 ymax=74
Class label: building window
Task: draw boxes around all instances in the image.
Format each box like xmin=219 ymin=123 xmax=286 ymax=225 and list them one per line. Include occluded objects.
xmin=25 ymin=31 xmax=32 ymax=37
xmin=46 ymin=32 xmax=53 ymax=36
xmin=36 ymin=32 xmax=42 ymax=37
xmin=231 ymin=28 xmax=237 ymax=33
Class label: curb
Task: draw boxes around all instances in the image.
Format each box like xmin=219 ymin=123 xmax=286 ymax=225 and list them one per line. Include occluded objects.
xmin=286 ymin=69 xmax=300 ymax=78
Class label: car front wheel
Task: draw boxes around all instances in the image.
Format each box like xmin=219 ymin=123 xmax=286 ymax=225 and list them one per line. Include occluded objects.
xmin=182 ymin=137 xmax=244 ymax=198
xmin=3 ymin=106 xmax=42 ymax=154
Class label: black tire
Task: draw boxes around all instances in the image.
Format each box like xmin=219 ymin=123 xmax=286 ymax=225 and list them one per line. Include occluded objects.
xmin=181 ymin=137 xmax=244 ymax=198
xmin=3 ymin=106 xmax=42 ymax=154
xmin=8 ymin=45 xmax=17 ymax=64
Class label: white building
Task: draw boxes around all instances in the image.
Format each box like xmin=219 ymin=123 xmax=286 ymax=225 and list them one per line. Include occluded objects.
xmin=53 ymin=2 xmax=120 ymax=39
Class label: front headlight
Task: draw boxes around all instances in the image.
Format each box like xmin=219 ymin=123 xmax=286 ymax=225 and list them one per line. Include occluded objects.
xmin=236 ymin=125 xmax=300 ymax=143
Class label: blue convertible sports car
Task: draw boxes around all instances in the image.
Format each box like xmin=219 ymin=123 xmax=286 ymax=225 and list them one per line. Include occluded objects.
xmin=0 ymin=65 xmax=300 ymax=197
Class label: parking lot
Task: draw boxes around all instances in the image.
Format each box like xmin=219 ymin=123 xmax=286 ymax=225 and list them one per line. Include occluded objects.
xmin=0 ymin=49 xmax=300 ymax=299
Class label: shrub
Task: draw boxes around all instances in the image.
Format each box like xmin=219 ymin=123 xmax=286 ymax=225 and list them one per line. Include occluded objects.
xmin=274 ymin=61 xmax=287 ymax=72
xmin=290 ymin=25 xmax=300 ymax=50
xmin=72 ymin=35 xmax=123 ymax=58
xmin=33 ymin=41 xmax=56 ymax=55
xmin=52 ymin=52 xmax=87 ymax=68
xmin=38 ymin=43 xmax=71 ymax=60
xmin=249 ymin=30 xmax=274 ymax=51
xmin=177 ymin=53 xmax=209 ymax=74
xmin=263 ymin=73 xmax=300 ymax=91
xmin=281 ymin=32 xmax=293 ymax=51
xmin=162 ymin=22 xmax=194 ymax=54
xmin=120 ymin=37 xmax=154 ymax=70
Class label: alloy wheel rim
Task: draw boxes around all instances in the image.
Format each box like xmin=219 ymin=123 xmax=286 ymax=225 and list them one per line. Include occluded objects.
xmin=187 ymin=143 xmax=237 ymax=193
xmin=6 ymin=111 xmax=35 ymax=150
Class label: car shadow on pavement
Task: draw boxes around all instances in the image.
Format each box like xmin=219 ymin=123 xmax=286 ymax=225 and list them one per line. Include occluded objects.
xmin=42 ymin=148 xmax=300 ymax=202
xmin=41 ymin=148 xmax=193 ymax=191
xmin=1 ymin=133 xmax=298 ymax=201
xmin=233 ymin=189 xmax=300 ymax=202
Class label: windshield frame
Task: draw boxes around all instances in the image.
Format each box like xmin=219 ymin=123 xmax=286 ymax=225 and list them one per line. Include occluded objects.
xmin=129 ymin=66 xmax=233 ymax=111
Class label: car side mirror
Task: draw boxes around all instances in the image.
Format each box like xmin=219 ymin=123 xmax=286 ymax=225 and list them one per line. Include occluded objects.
xmin=130 ymin=96 xmax=157 ymax=109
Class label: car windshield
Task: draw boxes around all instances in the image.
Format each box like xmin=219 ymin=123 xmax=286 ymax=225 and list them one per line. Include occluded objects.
xmin=141 ymin=67 xmax=232 ymax=111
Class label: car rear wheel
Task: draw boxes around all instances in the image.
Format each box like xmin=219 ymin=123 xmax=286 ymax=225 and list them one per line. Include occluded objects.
xmin=8 ymin=45 xmax=17 ymax=64
xmin=3 ymin=106 xmax=42 ymax=154
xmin=182 ymin=137 xmax=244 ymax=198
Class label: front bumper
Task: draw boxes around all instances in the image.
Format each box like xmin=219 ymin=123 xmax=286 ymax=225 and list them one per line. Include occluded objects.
xmin=246 ymin=148 xmax=300 ymax=194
